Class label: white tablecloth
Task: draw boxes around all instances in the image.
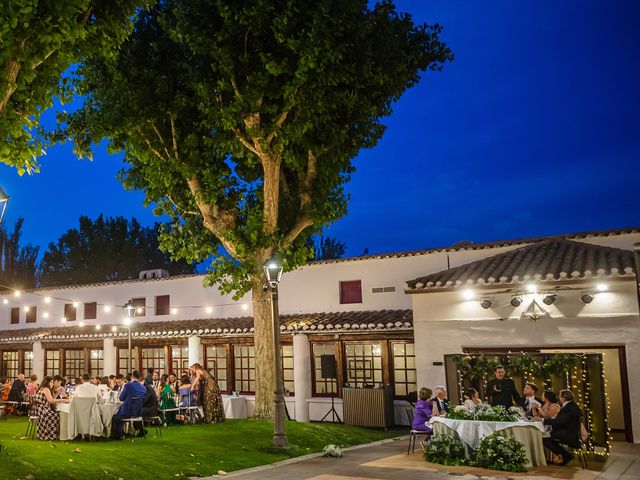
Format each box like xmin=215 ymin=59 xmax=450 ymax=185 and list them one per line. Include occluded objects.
xmin=429 ymin=417 xmax=547 ymax=467
xmin=222 ymin=396 xmax=247 ymax=419
xmin=57 ymin=401 xmax=121 ymax=440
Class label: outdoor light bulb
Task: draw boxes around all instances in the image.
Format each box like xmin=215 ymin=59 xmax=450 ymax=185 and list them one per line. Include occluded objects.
xmin=269 ymin=262 xmax=278 ymax=270
xmin=596 ymin=283 xmax=608 ymax=292
xmin=44 ymin=296 xmax=51 ymax=304
xmin=526 ymin=284 xmax=536 ymax=293
xmin=241 ymin=303 xmax=249 ymax=311
xmin=111 ymin=326 xmax=117 ymax=332
xmin=2 ymin=298 xmax=7 ymax=304
xmin=171 ymin=308 xmax=178 ymax=315
xmin=73 ymin=301 xmax=79 ymax=308
xmin=24 ymin=306 xmax=29 ymax=312
xmin=462 ymin=289 xmax=474 ymax=300
xmin=79 ymin=322 xmax=85 ymax=327
xmin=61 ymin=317 xmax=67 ymax=323
xmin=136 ymin=307 xmax=142 ymax=313
xmin=206 ymin=307 xmax=213 ymax=314
xmin=123 ymin=317 xmax=132 ymax=326
xmin=43 ymin=312 xmax=49 ymax=319
xmin=14 ymin=290 xmax=21 ymax=297
xmin=96 ymin=325 xmax=101 ymax=330
xmin=104 ymin=305 xmax=111 ymax=312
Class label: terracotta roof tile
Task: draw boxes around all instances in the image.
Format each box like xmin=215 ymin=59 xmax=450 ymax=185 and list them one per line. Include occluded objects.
xmin=406 ymin=239 xmax=636 ymax=291
xmin=0 ymin=310 xmax=413 ymax=344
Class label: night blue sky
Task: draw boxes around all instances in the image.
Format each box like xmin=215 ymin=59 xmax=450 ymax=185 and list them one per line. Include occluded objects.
xmin=1 ymin=0 xmax=639 ymax=259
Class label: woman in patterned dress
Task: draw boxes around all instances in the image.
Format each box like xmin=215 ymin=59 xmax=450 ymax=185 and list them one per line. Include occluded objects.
xmin=34 ymin=376 xmax=67 ymax=440
xmin=191 ymin=363 xmax=224 ymax=424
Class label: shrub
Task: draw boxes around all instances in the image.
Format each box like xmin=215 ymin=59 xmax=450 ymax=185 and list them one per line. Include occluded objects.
xmin=471 ymin=433 xmax=527 ymax=472
xmin=423 ymin=434 xmax=467 ymax=466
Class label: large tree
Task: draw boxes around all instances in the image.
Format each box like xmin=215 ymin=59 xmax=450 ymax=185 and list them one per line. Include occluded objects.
xmin=0 ymin=0 xmax=147 ymax=174
xmin=0 ymin=217 xmax=39 ymax=291
xmin=39 ymin=215 xmax=196 ymax=286
xmin=62 ymin=0 xmax=452 ymax=417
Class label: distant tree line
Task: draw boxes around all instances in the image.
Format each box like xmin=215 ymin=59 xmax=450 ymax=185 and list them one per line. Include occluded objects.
xmin=0 ymin=215 xmax=347 ymax=289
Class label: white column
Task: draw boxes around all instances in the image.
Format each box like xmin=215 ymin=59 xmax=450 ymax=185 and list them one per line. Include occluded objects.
xmin=103 ymin=338 xmax=116 ymax=375
xmin=188 ymin=335 xmax=203 ymax=367
xmin=293 ymin=333 xmax=311 ymax=422
xmin=32 ymin=341 xmax=45 ymax=380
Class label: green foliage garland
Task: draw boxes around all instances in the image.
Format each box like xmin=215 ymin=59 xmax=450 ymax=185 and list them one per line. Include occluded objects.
xmin=542 ymin=354 xmax=578 ymax=376
xmin=423 ymin=434 xmax=467 ymax=466
xmin=507 ymin=353 xmax=542 ymax=376
xmin=471 ymin=434 xmax=528 ymax=472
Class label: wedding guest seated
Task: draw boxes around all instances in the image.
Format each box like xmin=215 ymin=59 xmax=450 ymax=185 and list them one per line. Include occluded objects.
xmin=178 ymin=375 xmax=196 ymax=407
xmin=430 ymin=386 xmax=449 ymax=415
xmin=141 ymin=376 xmax=159 ymax=419
xmin=26 ymin=374 xmax=38 ymax=397
xmin=411 ymin=387 xmax=434 ymax=432
xmin=53 ymin=375 xmax=67 ymax=399
xmin=532 ymin=390 xmax=560 ymax=419
xmin=463 ymin=387 xmax=482 ymax=412
xmin=537 ymin=389 xmax=581 ymax=465
xmin=521 ymin=382 xmax=542 ymax=415
xmin=34 ymin=376 xmax=68 ymax=440
xmin=92 ymin=376 xmax=101 ymax=386
xmin=110 ymin=370 xmax=146 ymax=439
xmin=113 ymin=374 xmax=126 ymax=392
xmin=75 ymin=373 xmax=103 ymax=403
xmin=8 ymin=373 xmax=27 ymax=402
xmin=108 ymin=375 xmax=117 ymax=390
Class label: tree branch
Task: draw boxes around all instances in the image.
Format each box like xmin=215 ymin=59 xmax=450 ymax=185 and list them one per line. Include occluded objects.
xmin=265 ymin=110 xmax=289 ymax=145
xmin=149 ymin=120 xmax=172 ymax=159
xmin=0 ymin=57 xmax=21 ymax=114
xmin=136 ymin=128 xmax=165 ymax=161
xmin=186 ymin=174 xmax=239 ymax=259
xmin=166 ymin=195 xmax=198 ymax=216
xmin=300 ymin=149 xmax=318 ymax=211
xmin=282 ymin=216 xmax=314 ymax=249
xmin=231 ymin=127 xmax=260 ymax=156
xmin=169 ymin=114 xmax=179 ymax=161
xmin=30 ymin=50 xmax=55 ymax=70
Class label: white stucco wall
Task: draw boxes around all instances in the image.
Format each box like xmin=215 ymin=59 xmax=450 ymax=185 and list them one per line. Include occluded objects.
xmin=411 ymin=281 xmax=640 ymax=442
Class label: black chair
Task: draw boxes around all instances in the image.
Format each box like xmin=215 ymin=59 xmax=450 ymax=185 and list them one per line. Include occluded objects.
xmin=406 ymin=407 xmax=431 ymax=454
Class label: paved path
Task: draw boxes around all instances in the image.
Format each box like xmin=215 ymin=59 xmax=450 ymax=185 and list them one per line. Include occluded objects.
xmin=199 ymin=438 xmax=639 ymax=480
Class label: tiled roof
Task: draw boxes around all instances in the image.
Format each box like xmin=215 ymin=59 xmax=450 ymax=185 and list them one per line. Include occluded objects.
xmin=0 ymin=310 xmax=413 ymax=344
xmin=406 ymin=239 xmax=636 ymax=291
xmin=2 ymin=226 xmax=638 ymax=294
xmin=309 ymin=226 xmax=640 ymax=265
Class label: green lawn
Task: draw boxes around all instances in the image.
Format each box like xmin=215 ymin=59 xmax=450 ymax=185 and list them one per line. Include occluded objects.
xmin=0 ymin=416 xmax=402 ymax=480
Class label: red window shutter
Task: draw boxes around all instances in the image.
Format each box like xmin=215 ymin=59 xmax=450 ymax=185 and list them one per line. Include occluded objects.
xmin=340 ymin=280 xmax=362 ymax=304
xmin=132 ymin=297 xmax=146 ymax=316
xmin=10 ymin=307 xmax=19 ymax=324
xmin=155 ymin=295 xmax=170 ymax=316
xmin=64 ymin=304 xmax=76 ymax=321
xmin=26 ymin=306 xmax=37 ymax=323
xmin=84 ymin=302 xmax=97 ymax=320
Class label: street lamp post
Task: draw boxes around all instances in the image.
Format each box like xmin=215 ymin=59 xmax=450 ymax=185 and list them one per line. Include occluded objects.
xmin=263 ymin=256 xmax=287 ymax=448
xmin=0 ymin=186 xmax=10 ymax=225
xmin=122 ymin=301 xmax=136 ymax=373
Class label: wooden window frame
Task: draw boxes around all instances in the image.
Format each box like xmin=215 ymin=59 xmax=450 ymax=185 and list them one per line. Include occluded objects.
xmin=339 ymin=280 xmax=363 ymax=304
xmin=155 ymin=295 xmax=170 ymax=316
xmin=10 ymin=307 xmax=19 ymax=324
xmin=132 ymin=297 xmax=146 ymax=317
xmin=26 ymin=306 xmax=37 ymax=323
xmin=63 ymin=303 xmax=77 ymax=322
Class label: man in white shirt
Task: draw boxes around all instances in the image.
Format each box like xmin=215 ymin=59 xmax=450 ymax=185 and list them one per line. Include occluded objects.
xmin=74 ymin=373 xmax=103 ymax=403
xmin=521 ymin=382 xmax=541 ymax=415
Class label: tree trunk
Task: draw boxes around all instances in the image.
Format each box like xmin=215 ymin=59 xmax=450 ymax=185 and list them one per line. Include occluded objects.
xmin=251 ymin=275 xmax=275 ymax=418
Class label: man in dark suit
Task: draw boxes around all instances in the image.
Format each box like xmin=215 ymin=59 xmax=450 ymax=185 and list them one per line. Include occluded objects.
xmin=430 ymin=386 xmax=450 ymax=414
xmin=110 ymin=370 xmax=146 ymax=439
xmin=538 ymin=389 xmax=581 ymax=465
xmin=8 ymin=373 xmax=26 ymax=402
xmin=486 ymin=365 xmax=521 ymax=408
xmin=521 ymin=382 xmax=543 ymax=415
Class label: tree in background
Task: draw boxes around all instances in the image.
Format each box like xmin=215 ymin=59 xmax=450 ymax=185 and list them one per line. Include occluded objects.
xmin=0 ymin=0 xmax=147 ymax=174
xmin=61 ymin=0 xmax=452 ymax=416
xmin=0 ymin=217 xmax=39 ymax=290
xmin=313 ymin=236 xmax=346 ymax=260
xmin=39 ymin=215 xmax=196 ymax=287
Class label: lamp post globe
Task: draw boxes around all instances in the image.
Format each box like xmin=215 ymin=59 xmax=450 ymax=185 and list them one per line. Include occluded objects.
xmin=122 ymin=300 xmax=137 ymax=373
xmin=263 ymin=256 xmax=283 ymax=287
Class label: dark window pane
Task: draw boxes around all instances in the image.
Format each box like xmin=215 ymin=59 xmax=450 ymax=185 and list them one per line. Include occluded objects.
xmin=156 ymin=295 xmax=170 ymax=316
xmin=132 ymin=297 xmax=146 ymax=317
xmin=26 ymin=306 xmax=37 ymax=323
xmin=340 ymin=280 xmax=362 ymax=304
xmin=10 ymin=307 xmax=19 ymax=324
xmin=64 ymin=304 xmax=76 ymax=321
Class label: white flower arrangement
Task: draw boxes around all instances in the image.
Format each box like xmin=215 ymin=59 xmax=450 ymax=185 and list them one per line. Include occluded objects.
xmin=453 ymin=405 xmax=467 ymax=414
xmin=323 ymin=444 xmax=343 ymax=457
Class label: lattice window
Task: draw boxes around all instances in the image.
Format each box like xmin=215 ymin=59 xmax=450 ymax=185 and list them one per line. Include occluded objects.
xmin=233 ymin=345 xmax=255 ymax=393
xmin=117 ymin=348 xmax=131 ymax=375
xmin=344 ymin=342 xmax=383 ymax=388
xmin=45 ymin=350 xmax=60 ymax=377
xmin=90 ymin=349 xmax=104 ymax=377
xmin=312 ymin=342 xmax=338 ymax=395
xmin=141 ymin=347 xmax=165 ymax=374
xmin=282 ymin=345 xmax=294 ymax=394
xmin=391 ymin=342 xmax=416 ymax=398
xmin=171 ymin=346 xmax=189 ymax=374
xmin=64 ymin=349 xmax=85 ymax=380
xmin=1 ymin=351 xmax=19 ymax=380
xmin=23 ymin=351 xmax=33 ymax=376
xmin=205 ymin=345 xmax=227 ymax=393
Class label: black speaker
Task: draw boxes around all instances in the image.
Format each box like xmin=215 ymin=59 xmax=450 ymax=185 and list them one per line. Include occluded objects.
xmin=320 ymin=354 xmax=337 ymax=379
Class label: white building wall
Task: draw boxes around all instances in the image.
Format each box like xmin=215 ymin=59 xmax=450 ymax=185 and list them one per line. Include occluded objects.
xmin=411 ymin=281 xmax=640 ymax=443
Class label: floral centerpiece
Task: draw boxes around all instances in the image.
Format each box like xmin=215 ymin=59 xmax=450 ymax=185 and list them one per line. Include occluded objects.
xmin=446 ymin=404 xmax=523 ymax=422
xmin=423 ymin=434 xmax=467 ymax=466
xmin=471 ymin=433 xmax=528 ymax=472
